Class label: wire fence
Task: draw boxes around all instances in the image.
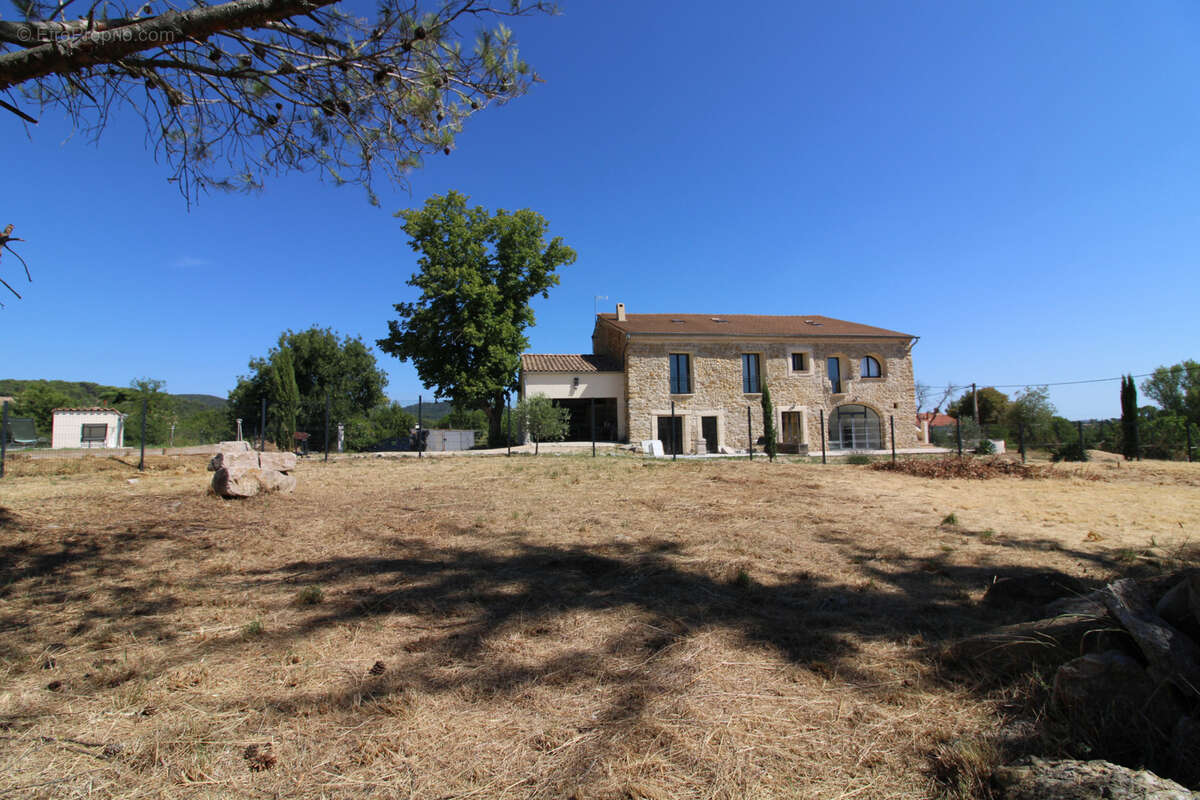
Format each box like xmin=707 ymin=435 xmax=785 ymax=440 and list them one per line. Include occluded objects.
xmin=928 ymin=417 xmax=1198 ymax=463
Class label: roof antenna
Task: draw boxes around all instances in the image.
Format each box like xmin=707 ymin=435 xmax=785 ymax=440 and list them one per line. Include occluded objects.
xmin=594 ymin=295 xmax=608 ymax=316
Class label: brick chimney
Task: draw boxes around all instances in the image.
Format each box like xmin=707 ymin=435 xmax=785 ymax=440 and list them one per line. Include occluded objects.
xmin=616 ymin=302 xmax=626 ymax=321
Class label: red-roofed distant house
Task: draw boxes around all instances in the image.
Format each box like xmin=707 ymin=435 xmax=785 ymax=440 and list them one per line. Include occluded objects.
xmin=519 ymin=303 xmax=920 ymax=454
xmin=916 ymin=412 xmax=956 ymax=444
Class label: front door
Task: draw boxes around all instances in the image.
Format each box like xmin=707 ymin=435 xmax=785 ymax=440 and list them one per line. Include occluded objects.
xmin=657 ymin=416 xmax=684 ymax=455
xmin=701 ymin=416 xmax=718 ymax=453
xmin=781 ymin=412 xmax=803 ymax=445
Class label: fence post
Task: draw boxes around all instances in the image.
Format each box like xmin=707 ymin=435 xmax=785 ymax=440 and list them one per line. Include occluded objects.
xmin=139 ymin=397 xmax=147 ymax=471
xmin=819 ymin=408 xmax=826 ymax=464
xmin=671 ymin=399 xmax=677 ymax=461
xmin=1188 ymin=423 xmax=1194 ymax=463
xmin=591 ymin=398 xmax=596 ymax=458
xmin=418 ymin=395 xmax=423 ymax=459
xmin=324 ymin=393 xmax=330 ymax=462
xmin=507 ymin=393 xmax=512 ymax=457
xmin=747 ymin=405 xmax=753 ymax=461
xmin=890 ymin=415 xmax=896 ymax=462
xmin=1 ymin=400 xmax=8 ymax=478
xmin=1076 ymin=420 xmax=1084 ymax=458
xmin=259 ymin=397 xmax=267 ymax=452
xmin=956 ymin=417 xmax=962 ymax=457
xmin=1019 ymin=423 xmax=1026 ymax=463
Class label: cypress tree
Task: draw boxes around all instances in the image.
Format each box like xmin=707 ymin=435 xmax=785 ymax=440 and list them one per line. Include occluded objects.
xmin=1120 ymin=374 xmax=1139 ymax=461
xmin=761 ymin=382 xmax=777 ymax=462
xmin=269 ymin=348 xmax=301 ymax=450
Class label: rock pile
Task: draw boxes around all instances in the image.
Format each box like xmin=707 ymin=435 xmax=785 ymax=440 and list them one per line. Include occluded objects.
xmin=947 ymin=569 xmax=1200 ymax=792
xmin=207 ymin=441 xmax=297 ymax=498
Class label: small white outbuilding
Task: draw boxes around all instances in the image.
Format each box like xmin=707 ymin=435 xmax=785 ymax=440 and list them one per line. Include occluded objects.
xmin=51 ymin=408 xmax=126 ymax=449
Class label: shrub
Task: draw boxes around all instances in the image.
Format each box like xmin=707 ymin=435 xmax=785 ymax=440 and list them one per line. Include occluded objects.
xmin=974 ymin=439 xmax=996 ymax=456
xmin=941 ymin=513 xmax=959 ymax=526
xmin=1051 ymin=441 xmax=1089 ymax=462
xmin=295 ymin=586 xmax=323 ymax=605
xmin=846 ymin=454 xmax=872 ymax=465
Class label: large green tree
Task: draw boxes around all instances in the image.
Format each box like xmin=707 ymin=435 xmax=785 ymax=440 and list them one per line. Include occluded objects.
xmin=1003 ymin=385 xmax=1055 ymax=443
xmin=1141 ymin=361 xmax=1200 ymax=428
xmin=378 ymin=190 xmax=576 ymax=446
xmin=947 ymin=386 xmax=1009 ymax=425
xmin=229 ymin=327 xmax=387 ymax=444
xmin=11 ymin=382 xmax=70 ymax=435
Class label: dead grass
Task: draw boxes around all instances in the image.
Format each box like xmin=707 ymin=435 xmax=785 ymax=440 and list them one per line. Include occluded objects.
xmin=1 ymin=453 xmax=1198 ymax=798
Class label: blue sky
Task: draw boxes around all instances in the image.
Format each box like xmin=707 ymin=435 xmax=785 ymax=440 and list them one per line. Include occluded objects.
xmin=3 ymin=0 xmax=1198 ymax=419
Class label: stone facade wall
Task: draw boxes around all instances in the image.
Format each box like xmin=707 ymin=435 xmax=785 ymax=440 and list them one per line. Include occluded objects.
xmin=591 ymin=321 xmax=627 ymax=363
xmin=624 ymin=337 xmax=919 ymax=453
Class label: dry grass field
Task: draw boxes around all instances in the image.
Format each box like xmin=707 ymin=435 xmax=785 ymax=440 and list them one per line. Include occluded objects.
xmin=1 ymin=453 xmax=1198 ymax=799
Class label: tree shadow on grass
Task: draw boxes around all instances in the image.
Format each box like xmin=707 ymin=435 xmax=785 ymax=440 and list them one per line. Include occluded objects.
xmin=0 ymin=501 xmax=1141 ymax=797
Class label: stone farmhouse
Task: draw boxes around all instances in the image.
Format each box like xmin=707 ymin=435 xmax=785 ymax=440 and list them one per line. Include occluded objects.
xmin=520 ymin=303 xmax=920 ymax=454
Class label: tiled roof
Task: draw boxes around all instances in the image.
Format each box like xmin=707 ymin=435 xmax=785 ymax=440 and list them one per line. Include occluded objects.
xmin=521 ymin=354 xmax=623 ymax=373
xmin=597 ymin=313 xmax=914 ymax=339
xmin=917 ymin=413 xmax=957 ymax=427
xmin=52 ymin=407 xmax=123 ymax=414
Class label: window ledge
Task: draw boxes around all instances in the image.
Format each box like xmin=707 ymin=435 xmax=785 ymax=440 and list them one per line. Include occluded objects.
xmin=669 ymin=393 xmax=694 ymax=398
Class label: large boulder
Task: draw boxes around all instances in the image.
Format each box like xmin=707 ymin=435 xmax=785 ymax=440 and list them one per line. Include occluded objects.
xmin=993 ymin=757 xmax=1199 ymax=800
xmin=209 ymin=450 xmax=261 ymax=471
xmin=208 ymin=441 xmax=254 ymax=471
xmin=259 ymin=452 xmax=297 ymax=472
xmin=212 ymin=466 xmax=262 ymax=498
xmin=212 ymin=466 xmax=296 ymax=498
xmin=982 ymin=572 xmax=1090 ymax=610
xmin=944 ymin=600 xmax=1111 ymax=676
xmin=259 ymin=469 xmax=297 ymax=494
xmin=1053 ymin=650 xmax=1186 ymax=763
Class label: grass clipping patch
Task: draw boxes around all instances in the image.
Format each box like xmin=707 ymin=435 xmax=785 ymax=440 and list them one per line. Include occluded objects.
xmin=872 ymin=457 xmax=1048 ymax=480
xmin=3 ymin=455 xmax=1198 ymax=799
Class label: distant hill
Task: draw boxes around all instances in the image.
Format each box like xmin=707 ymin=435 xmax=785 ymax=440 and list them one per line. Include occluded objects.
xmin=174 ymin=394 xmax=228 ymax=412
xmin=0 ymin=380 xmax=226 ymax=410
xmin=402 ymin=400 xmax=452 ymax=422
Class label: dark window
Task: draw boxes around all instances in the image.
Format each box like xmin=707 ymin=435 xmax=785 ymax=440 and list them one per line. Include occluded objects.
xmin=827 ymin=357 xmax=842 ymax=393
xmin=669 ymin=353 xmax=692 ymax=394
xmin=861 ymin=356 xmax=881 ymax=378
xmin=657 ymin=415 xmax=684 ymax=455
xmin=791 ymin=352 xmax=808 ymax=371
xmin=80 ymin=423 xmax=107 ymax=445
xmin=742 ymin=353 xmax=761 ymax=393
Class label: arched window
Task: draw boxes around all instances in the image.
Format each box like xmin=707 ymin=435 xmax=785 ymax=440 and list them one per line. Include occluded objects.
xmin=860 ymin=356 xmax=882 ymax=378
xmin=828 ymin=404 xmax=882 ymax=450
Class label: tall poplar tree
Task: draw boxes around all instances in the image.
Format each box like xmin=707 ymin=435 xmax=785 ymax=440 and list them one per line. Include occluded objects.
xmin=270 ymin=347 xmax=301 ymax=449
xmin=761 ymin=383 xmax=777 ymax=461
xmin=1120 ymin=374 xmax=1140 ymax=461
